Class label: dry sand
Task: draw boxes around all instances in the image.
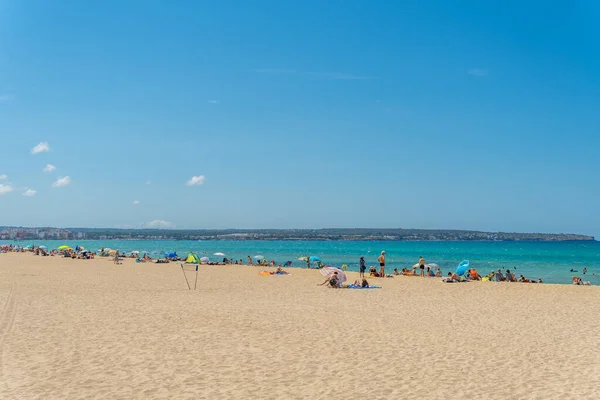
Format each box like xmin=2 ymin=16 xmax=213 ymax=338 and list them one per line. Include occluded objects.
xmin=0 ymin=253 xmax=599 ymax=399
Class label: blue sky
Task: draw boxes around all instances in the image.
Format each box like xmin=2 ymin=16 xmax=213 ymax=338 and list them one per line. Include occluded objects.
xmin=0 ymin=0 xmax=599 ymax=236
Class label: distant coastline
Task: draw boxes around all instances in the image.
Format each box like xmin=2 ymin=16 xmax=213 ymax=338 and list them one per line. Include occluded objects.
xmin=1 ymin=226 xmax=595 ymax=242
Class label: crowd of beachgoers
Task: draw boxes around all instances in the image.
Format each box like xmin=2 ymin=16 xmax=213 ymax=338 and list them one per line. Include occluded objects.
xmin=1 ymin=244 xmax=594 ymax=286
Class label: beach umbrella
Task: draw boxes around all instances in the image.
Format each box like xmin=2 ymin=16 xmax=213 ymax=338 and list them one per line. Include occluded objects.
xmin=39 ymin=245 xmax=47 ymax=249
xmin=426 ymin=263 xmax=439 ymax=269
xmin=456 ymin=260 xmax=469 ymax=276
xmin=214 ymin=252 xmax=226 ymax=256
xmin=254 ymin=255 xmax=264 ymax=260
xmin=58 ymin=245 xmax=71 ymax=250
xmin=108 ymin=249 xmax=117 ymax=255
xmin=298 ymin=256 xmax=308 ymax=261
xmin=130 ymin=251 xmax=140 ymax=255
xmin=309 ymin=256 xmax=320 ymax=262
xmin=319 ymin=267 xmax=347 ymax=284
xmin=412 ymin=263 xmax=420 ymax=269
xmin=200 ymin=256 xmax=210 ymax=263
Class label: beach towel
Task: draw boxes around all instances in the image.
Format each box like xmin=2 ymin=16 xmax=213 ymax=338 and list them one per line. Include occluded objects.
xmin=345 ymin=285 xmax=381 ymax=289
xmin=259 ymin=271 xmax=290 ymax=276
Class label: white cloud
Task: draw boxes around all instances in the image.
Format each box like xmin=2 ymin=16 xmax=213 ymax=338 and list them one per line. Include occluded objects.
xmin=31 ymin=142 xmax=50 ymax=154
xmin=133 ymin=200 xmax=140 ymax=205
xmin=52 ymin=176 xmax=71 ymax=188
xmin=0 ymin=174 xmax=7 ymax=180
xmin=22 ymin=188 xmax=37 ymax=197
xmin=0 ymin=184 xmax=14 ymax=195
xmin=207 ymin=100 xmax=219 ymax=104
xmin=186 ymin=175 xmax=206 ymax=186
xmin=43 ymin=164 xmax=56 ymax=173
xmin=468 ymin=68 xmax=488 ymax=77
xmin=144 ymin=220 xmax=175 ymax=229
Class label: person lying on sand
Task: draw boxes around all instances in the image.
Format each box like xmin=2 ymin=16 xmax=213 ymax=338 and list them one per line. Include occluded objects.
xmin=351 ymin=279 xmax=370 ymax=287
xmin=319 ymin=272 xmax=340 ymax=288
xmin=443 ymin=272 xmax=463 ymax=283
xmin=270 ymin=266 xmax=288 ymax=275
xmin=394 ymin=268 xmax=400 ymax=275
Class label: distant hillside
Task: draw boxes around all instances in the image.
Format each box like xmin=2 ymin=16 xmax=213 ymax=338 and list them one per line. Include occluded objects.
xmin=1 ymin=226 xmax=595 ymax=241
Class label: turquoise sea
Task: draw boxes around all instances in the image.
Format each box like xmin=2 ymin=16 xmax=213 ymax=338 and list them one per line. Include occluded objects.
xmin=5 ymin=240 xmax=600 ymax=285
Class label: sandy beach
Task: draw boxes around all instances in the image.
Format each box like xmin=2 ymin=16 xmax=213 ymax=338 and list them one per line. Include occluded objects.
xmin=0 ymin=253 xmax=599 ymax=399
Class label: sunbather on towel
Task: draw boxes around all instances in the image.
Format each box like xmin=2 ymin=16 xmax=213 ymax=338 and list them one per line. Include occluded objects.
xmin=443 ymin=272 xmax=463 ymax=282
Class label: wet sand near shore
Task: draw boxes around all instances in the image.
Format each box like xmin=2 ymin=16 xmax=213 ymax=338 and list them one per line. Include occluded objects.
xmin=1 ymin=253 xmax=599 ymax=399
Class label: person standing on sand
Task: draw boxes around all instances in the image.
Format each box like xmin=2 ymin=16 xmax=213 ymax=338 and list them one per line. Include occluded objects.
xmin=306 ymin=257 xmax=311 ymax=269
xmin=419 ymin=256 xmax=426 ymax=277
xmin=378 ymin=251 xmax=386 ymax=277
xmin=247 ymin=256 xmax=252 ymax=265
xmin=359 ymin=256 xmax=366 ymax=278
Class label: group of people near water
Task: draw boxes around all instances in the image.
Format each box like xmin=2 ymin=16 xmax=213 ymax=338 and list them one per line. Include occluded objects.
xmin=2 ymin=244 xmax=596 ymax=286
xmin=443 ymin=268 xmax=543 ymax=283
xmin=356 ymin=253 xmax=440 ymax=278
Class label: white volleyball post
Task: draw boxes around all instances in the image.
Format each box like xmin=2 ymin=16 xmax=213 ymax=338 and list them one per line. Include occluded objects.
xmin=180 ymin=264 xmax=191 ymax=290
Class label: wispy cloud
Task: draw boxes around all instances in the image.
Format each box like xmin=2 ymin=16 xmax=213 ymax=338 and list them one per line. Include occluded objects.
xmin=207 ymin=100 xmax=219 ymax=104
xmin=133 ymin=200 xmax=140 ymax=205
xmin=146 ymin=180 xmax=151 ymax=185
xmin=0 ymin=94 xmax=13 ymax=102
xmin=43 ymin=164 xmax=56 ymax=173
xmin=0 ymin=184 xmax=14 ymax=195
xmin=186 ymin=175 xmax=206 ymax=186
xmin=22 ymin=188 xmax=37 ymax=197
xmin=468 ymin=68 xmax=488 ymax=77
xmin=255 ymin=69 xmax=374 ymax=80
xmin=0 ymin=174 xmax=7 ymax=180
xmin=52 ymin=176 xmax=71 ymax=188
xmin=31 ymin=142 xmax=50 ymax=154
xmin=144 ymin=220 xmax=176 ymax=229
xmin=306 ymin=72 xmax=373 ymax=80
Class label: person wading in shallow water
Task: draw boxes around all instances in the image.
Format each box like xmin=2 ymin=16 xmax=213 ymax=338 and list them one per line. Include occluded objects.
xmin=378 ymin=251 xmax=386 ymax=277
